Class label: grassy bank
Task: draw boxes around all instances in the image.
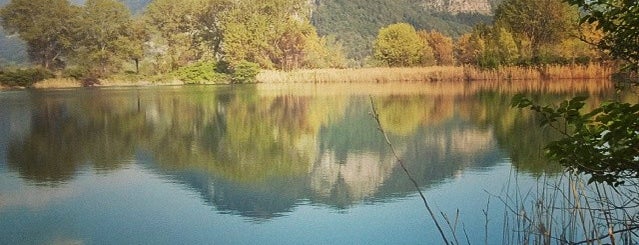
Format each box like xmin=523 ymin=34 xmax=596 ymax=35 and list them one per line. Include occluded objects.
xmin=0 ymin=64 xmax=616 ymax=90
xmin=257 ymin=64 xmax=615 ymax=83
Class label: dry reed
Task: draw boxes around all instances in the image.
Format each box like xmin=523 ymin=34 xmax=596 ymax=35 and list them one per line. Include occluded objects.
xmin=257 ymin=64 xmax=615 ymax=84
xmin=493 ymin=172 xmax=639 ymax=245
xmin=32 ymin=78 xmax=82 ymax=89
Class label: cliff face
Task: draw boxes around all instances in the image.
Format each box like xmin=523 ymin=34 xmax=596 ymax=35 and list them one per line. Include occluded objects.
xmin=420 ymin=0 xmax=495 ymax=15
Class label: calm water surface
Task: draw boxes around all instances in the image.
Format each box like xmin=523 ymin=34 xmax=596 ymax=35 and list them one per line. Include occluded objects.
xmin=0 ymin=81 xmax=617 ymax=244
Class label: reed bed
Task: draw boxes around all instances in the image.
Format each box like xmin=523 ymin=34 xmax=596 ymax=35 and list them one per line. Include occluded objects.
xmin=257 ymin=67 xmax=467 ymax=83
xmin=256 ymin=79 xmax=613 ymax=98
xmin=492 ymin=173 xmax=639 ymax=245
xmin=257 ymin=64 xmax=615 ymax=83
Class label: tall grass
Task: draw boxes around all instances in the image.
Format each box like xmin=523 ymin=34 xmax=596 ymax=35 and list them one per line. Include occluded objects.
xmin=257 ymin=65 xmax=615 ymax=83
xmin=493 ymin=172 xmax=639 ymax=245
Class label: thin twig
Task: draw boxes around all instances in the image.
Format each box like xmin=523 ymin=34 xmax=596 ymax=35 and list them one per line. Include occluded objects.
xmin=369 ymin=95 xmax=450 ymax=245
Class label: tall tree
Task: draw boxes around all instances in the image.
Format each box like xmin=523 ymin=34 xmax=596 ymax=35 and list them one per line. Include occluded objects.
xmin=494 ymin=27 xmax=519 ymax=65
xmin=422 ymin=30 xmax=455 ymax=66
xmin=373 ymin=23 xmax=425 ymax=67
xmin=416 ymin=31 xmax=437 ymax=66
xmin=455 ymin=32 xmax=486 ymax=66
xmin=513 ymin=0 xmax=639 ymax=187
xmin=73 ymin=0 xmax=137 ymax=76
xmin=144 ymin=0 xmax=210 ymax=72
xmin=494 ymin=0 xmax=578 ymax=56
xmin=0 ymin=0 xmax=80 ymax=69
xmin=221 ymin=0 xmax=330 ymax=70
xmin=567 ymin=0 xmax=639 ymax=71
xmin=197 ymin=0 xmax=233 ymax=59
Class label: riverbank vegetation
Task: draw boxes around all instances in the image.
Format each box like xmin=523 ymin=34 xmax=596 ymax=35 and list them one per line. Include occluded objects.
xmin=258 ymin=64 xmax=614 ymax=83
xmin=0 ymin=0 xmax=629 ymax=89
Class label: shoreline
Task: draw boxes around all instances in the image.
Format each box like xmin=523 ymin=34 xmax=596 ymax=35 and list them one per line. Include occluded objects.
xmin=1 ymin=64 xmax=616 ymax=91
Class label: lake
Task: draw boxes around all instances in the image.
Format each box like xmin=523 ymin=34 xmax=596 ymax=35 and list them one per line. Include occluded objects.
xmin=0 ymin=80 xmax=621 ymax=244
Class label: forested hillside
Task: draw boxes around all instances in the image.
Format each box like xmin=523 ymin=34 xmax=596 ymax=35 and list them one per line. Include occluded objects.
xmin=311 ymin=0 xmax=493 ymax=63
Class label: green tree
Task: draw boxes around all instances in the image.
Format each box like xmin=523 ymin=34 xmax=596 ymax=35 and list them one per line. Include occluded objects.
xmin=416 ymin=31 xmax=437 ymax=66
xmin=455 ymin=32 xmax=485 ymax=66
xmin=144 ymin=0 xmax=210 ymax=72
xmin=567 ymin=0 xmax=639 ymax=71
xmin=72 ymin=0 xmax=137 ymax=77
xmin=220 ymin=0 xmax=325 ymax=70
xmin=196 ymin=0 xmax=233 ymax=58
xmin=0 ymin=0 xmax=80 ymax=69
xmin=494 ymin=27 xmax=519 ymax=65
xmin=512 ymin=0 xmax=639 ymax=186
xmin=495 ymin=0 xmax=578 ymax=57
xmin=373 ymin=23 xmax=425 ymax=67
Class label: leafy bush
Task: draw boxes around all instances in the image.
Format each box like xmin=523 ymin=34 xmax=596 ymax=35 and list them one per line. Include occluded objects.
xmin=173 ymin=61 xmax=230 ymax=84
xmin=512 ymin=94 xmax=639 ymax=186
xmin=231 ymin=61 xmax=260 ymax=83
xmin=62 ymin=67 xmax=89 ymax=80
xmin=0 ymin=67 xmax=54 ymax=87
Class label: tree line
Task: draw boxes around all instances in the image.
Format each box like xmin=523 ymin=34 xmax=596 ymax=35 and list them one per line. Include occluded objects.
xmin=0 ymin=0 xmax=347 ymax=84
xmin=372 ymin=0 xmax=606 ymax=68
xmin=0 ymin=0 xmax=614 ymax=86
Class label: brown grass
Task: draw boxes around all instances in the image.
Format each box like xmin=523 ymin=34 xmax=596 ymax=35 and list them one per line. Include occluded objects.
xmin=32 ymin=78 xmax=82 ymax=89
xmin=255 ymin=79 xmax=613 ymax=97
xmin=257 ymin=64 xmax=615 ymax=83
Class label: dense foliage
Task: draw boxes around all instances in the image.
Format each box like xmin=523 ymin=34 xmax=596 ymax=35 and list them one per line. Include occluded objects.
xmin=373 ymin=23 xmax=426 ymax=67
xmin=312 ymin=0 xmax=492 ymax=64
xmin=454 ymin=0 xmax=602 ymax=68
xmin=0 ymin=0 xmax=622 ymax=84
xmin=0 ymin=0 xmax=348 ymax=84
xmin=0 ymin=0 xmax=80 ymax=69
xmin=512 ymin=0 xmax=639 ymax=186
xmin=567 ymin=0 xmax=639 ymax=72
xmin=172 ymin=61 xmax=229 ymax=84
xmin=0 ymin=67 xmax=53 ymax=87
xmin=512 ymin=95 xmax=639 ymax=186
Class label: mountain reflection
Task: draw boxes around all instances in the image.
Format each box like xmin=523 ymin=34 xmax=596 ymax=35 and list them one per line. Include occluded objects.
xmin=1 ymin=81 xmax=615 ymax=219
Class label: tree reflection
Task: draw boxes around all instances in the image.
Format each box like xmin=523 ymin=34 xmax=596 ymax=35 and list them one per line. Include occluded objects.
xmin=1 ymin=81 xmax=617 ymax=218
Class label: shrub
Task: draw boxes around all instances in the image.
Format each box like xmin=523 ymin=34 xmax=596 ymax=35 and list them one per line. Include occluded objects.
xmin=173 ymin=61 xmax=230 ymax=84
xmin=62 ymin=67 xmax=90 ymax=80
xmin=0 ymin=67 xmax=54 ymax=87
xmin=231 ymin=61 xmax=260 ymax=84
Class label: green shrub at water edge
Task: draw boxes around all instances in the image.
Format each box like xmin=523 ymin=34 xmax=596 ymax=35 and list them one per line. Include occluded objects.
xmin=231 ymin=61 xmax=260 ymax=84
xmin=173 ymin=61 xmax=230 ymax=84
xmin=0 ymin=68 xmax=54 ymax=87
xmin=62 ymin=67 xmax=90 ymax=80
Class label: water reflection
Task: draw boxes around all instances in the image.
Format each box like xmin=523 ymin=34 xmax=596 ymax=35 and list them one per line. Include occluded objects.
xmin=0 ymin=80 xmax=617 ymax=220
